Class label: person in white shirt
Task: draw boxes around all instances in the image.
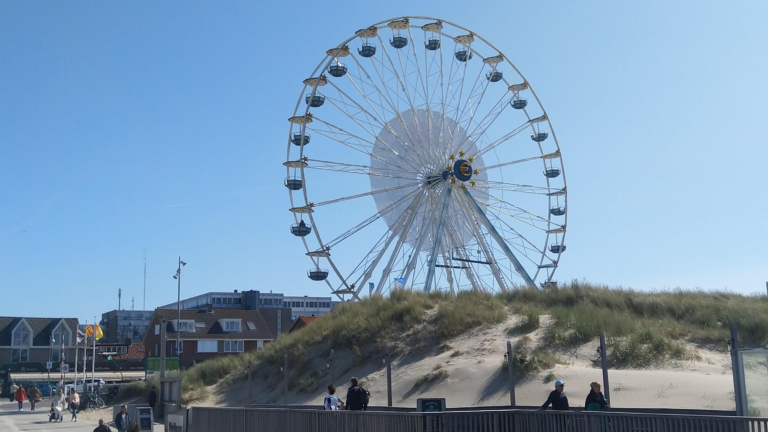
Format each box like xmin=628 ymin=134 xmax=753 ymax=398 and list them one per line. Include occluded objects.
xmin=323 ymin=385 xmax=339 ymax=411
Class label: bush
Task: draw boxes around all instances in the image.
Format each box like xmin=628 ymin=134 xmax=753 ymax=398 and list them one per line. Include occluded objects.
xmin=510 ymin=306 xmax=541 ymax=334
xmin=501 ymin=336 xmax=559 ymax=376
xmin=609 ymin=329 xmax=700 ymax=368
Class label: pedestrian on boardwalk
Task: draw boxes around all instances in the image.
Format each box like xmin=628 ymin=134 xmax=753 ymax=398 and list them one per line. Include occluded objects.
xmin=27 ymin=384 xmax=41 ymax=411
xmin=585 ymin=382 xmax=608 ymax=411
xmin=15 ymin=384 xmax=26 ymax=411
xmin=69 ymin=388 xmax=80 ymax=422
xmin=93 ymin=419 xmax=112 ymax=432
xmin=114 ymin=404 xmax=131 ymax=432
xmin=540 ymin=380 xmax=570 ymax=411
xmin=148 ymin=387 xmax=157 ymax=412
xmin=52 ymin=389 xmax=66 ymax=422
xmin=324 ymin=385 xmax=339 ymax=410
xmin=345 ymin=377 xmax=369 ymax=411
xmin=10 ymin=382 xmax=18 ymax=402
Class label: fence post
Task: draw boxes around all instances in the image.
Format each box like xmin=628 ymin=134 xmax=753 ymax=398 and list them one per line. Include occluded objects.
xmin=507 ymin=341 xmax=515 ymax=407
xmin=247 ymin=359 xmax=252 ymax=404
xmin=329 ymin=348 xmax=335 ymax=385
xmin=386 ymin=343 xmax=393 ymax=407
xmin=283 ymin=354 xmax=288 ymax=405
xmin=599 ymin=333 xmax=611 ymax=406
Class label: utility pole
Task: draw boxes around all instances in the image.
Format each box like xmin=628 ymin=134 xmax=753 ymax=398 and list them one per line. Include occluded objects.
xmin=118 ymin=288 xmax=122 ymax=311
xmin=283 ymin=354 xmax=288 ymax=405
xmin=247 ymin=360 xmax=253 ymax=404
xmin=160 ymin=319 xmax=167 ymax=379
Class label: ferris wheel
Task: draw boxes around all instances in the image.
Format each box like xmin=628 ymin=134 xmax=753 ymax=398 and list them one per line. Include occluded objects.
xmin=284 ymin=16 xmax=567 ymax=299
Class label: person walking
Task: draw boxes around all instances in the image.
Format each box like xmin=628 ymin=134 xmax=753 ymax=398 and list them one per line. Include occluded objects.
xmin=15 ymin=384 xmax=26 ymax=411
xmin=324 ymin=385 xmax=339 ymax=410
xmin=114 ymin=404 xmax=131 ymax=432
xmin=69 ymin=388 xmax=80 ymax=422
xmin=52 ymin=389 xmax=66 ymax=422
xmin=345 ymin=377 xmax=369 ymax=411
xmin=540 ymin=380 xmax=570 ymax=411
xmin=585 ymin=382 xmax=608 ymax=411
xmin=27 ymin=384 xmax=41 ymax=411
xmin=93 ymin=419 xmax=112 ymax=432
xmin=10 ymin=382 xmax=18 ymax=402
xmin=148 ymin=387 xmax=157 ymax=412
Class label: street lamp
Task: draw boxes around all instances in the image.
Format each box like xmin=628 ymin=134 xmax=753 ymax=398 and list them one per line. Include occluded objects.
xmin=173 ymin=258 xmax=186 ymax=358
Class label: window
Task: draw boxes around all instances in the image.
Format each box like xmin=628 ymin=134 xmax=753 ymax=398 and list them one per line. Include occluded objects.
xmin=154 ymin=324 xmax=160 ymax=335
xmin=52 ymin=350 xmax=61 ymax=362
xmin=12 ymin=349 xmax=29 ymax=362
xmin=172 ymin=341 xmax=183 ymax=353
xmin=257 ymin=340 xmax=264 ymax=350
xmin=246 ymin=321 xmax=256 ymax=330
xmin=197 ymin=341 xmax=217 ymax=353
xmin=52 ymin=328 xmax=69 ymax=347
xmin=223 ymin=320 xmax=241 ymax=332
xmin=175 ymin=320 xmax=194 ymax=332
xmin=195 ymin=322 xmax=206 ymax=328
xmin=224 ymin=340 xmax=244 ymax=352
xmin=12 ymin=328 xmax=30 ymax=346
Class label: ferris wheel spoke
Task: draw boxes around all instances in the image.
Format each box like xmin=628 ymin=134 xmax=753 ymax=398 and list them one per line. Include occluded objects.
xmin=304 ymin=158 xmax=420 ymax=180
xmin=486 ymin=192 xmax=553 ymax=226
xmin=423 ymin=185 xmax=453 ymax=292
xmin=450 ymin=57 xmax=491 ymax=146
xmin=321 ymin=81 xmax=426 ymax=169
xmin=474 ymin=119 xmax=535 ymax=158
xmin=479 ymin=180 xmax=562 ymax=195
xmin=443 ymin=208 xmax=483 ymax=292
xmin=313 ymin=181 xmax=421 ymax=207
xmin=455 ymin=91 xmax=512 ymax=154
xmin=313 ymin=94 xmax=425 ymax=173
xmin=323 ymin=187 xmax=422 ymax=249
xmin=374 ymin=198 xmax=423 ymax=294
xmin=481 ymin=154 xmax=548 ymax=172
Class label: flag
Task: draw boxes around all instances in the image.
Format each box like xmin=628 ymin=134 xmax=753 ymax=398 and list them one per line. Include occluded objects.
xmin=85 ymin=326 xmax=94 ymax=338
xmin=394 ymin=278 xmax=405 ymax=289
xmin=77 ymin=329 xmax=85 ymax=344
xmin=369 ymin=282 xmax=374 ymax=295
xmin=94 ymin=324 xmax=104 ymax=341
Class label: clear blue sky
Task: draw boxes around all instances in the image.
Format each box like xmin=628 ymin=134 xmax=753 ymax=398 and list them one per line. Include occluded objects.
xmin=1 ymin=1 xmax=766 ymax=322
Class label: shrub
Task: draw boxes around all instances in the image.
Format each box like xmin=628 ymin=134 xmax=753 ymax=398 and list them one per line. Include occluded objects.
xmin=609 ymin=330 xmax=700 ymax=368
xmin=413 ymin=370 xmax=448 ymax=388
xmin=510 ymin=306 xmax=541 ymax=334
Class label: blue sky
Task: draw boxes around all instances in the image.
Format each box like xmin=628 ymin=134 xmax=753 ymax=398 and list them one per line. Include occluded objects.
xmin=1 ymin=1 xmax=766 ymax=322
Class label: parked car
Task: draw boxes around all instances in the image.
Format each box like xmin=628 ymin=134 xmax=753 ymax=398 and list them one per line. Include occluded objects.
xmin=74 ymin=378 xmax=106 ymax=393
xmin=34 ymin=383 xmax=56 ymax=397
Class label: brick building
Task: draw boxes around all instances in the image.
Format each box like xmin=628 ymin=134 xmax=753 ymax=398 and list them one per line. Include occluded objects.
xmin=143 ymin=307 xmax=273 ymax=369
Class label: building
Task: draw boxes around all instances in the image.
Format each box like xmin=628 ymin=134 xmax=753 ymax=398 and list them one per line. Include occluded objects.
xmin=100 ymin=310 xmax=154 ymax=344
xmin=289 ymin=316 xmax=318 ymax=333
xmin=143 ymin=307 xmax=273 ymax=369
xmin=159 ymin=290 xmax=335 ymax=319
xmin=0 ymin=317 xmax=78 ymax=365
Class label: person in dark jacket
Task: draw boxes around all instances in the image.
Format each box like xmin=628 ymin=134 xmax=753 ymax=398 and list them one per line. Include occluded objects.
xmin=114 ymin=405 xmax=130 ymax=432
xmin=345 ymin=377 xmax=368 ymax=411
xmin=148 ymin=387 xmax=157 ymax=411
xmin=585 ymin=382 xmax=608 ymax=411
xmin=93 ymin=419 xmax=112 ymax=432
xmin=540 ymin=380 xmax=569 ymax=410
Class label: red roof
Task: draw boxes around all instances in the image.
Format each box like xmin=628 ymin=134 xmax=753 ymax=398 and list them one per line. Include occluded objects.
xmin=289 ymin=316 xmax=319 ymax=333
xmin=114 ymin=344 xmax=146 ymax=361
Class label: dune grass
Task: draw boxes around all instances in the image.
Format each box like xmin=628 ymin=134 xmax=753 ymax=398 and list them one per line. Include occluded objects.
xmin=173 ymin=282 xmax=768 ymax=402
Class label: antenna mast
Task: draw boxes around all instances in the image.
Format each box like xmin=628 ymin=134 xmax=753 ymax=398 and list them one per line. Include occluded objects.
xmin=118 ymin=288 xmax=122 ymax=311
xmin=143 ymin=249 xmax=147 ymax=310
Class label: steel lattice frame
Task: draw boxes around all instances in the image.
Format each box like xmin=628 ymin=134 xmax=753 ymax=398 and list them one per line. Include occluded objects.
xmin=285 ymin=16 xmax=567 ymax=300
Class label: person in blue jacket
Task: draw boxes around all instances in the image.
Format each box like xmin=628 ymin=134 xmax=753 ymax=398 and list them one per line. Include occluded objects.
xmin=540 ymin=380 xmax=570 ymax=410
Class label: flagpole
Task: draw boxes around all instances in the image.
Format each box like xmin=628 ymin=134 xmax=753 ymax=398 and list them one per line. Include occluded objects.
xmin=91 ymin=317 xmax=96 ymax=390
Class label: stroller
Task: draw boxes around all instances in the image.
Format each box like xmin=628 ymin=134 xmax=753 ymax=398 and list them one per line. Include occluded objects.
xmin=49 ymin=407 xmax=56 ymax=422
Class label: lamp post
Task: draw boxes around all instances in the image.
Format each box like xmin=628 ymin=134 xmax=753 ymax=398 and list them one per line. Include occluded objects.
xmin=173 ymin=257 xmax=187 ymax=359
